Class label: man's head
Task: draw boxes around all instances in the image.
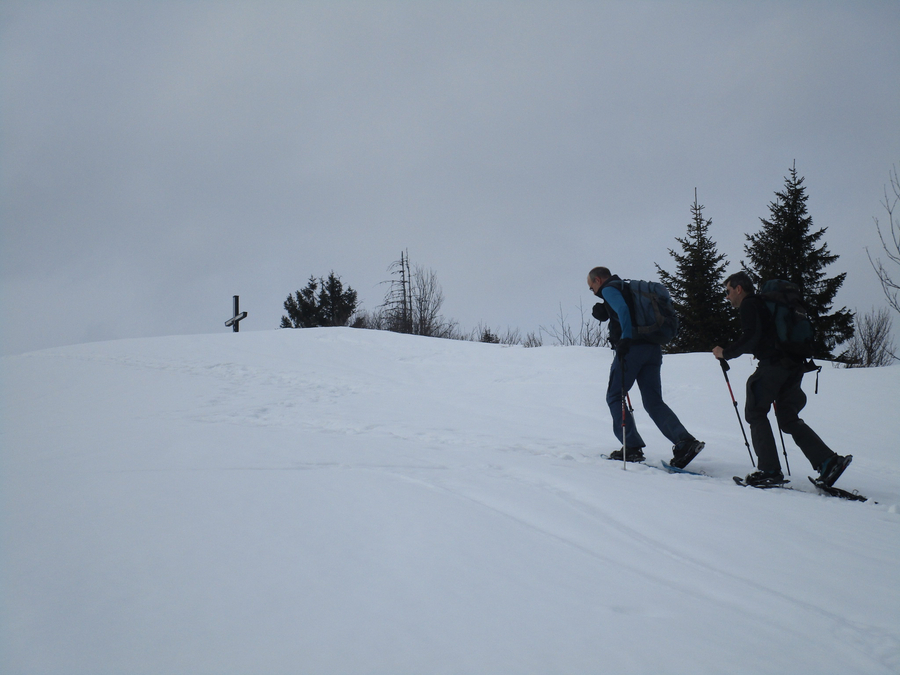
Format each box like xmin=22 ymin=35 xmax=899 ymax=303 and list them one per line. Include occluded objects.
xmin=587 ymin=266 xmax=611 ymax=295
xmin=724 ymin=271 xmax=755 ymax=308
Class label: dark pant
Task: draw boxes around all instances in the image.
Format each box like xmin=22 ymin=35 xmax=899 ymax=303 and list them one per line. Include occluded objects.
xmin=745 ymin=363 xmax=834 ymax=474
xmin=606 ymin=343 xmax=690 ymax=449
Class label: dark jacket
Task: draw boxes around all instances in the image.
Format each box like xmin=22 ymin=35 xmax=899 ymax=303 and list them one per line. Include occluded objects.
xmin=722 ymin=293 xmax=788 ymax=363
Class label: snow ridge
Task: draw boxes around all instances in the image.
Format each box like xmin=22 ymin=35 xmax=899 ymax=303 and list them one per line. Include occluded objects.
xmin=2 ymin=327 xmax=898 ymax=674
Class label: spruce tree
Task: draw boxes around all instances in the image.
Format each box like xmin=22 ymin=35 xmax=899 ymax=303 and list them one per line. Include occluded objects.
xmin=656 ymin=190 xmax=737 ymax=353
xmin=281 ymin=272 xmax=358 ymax=328
xmin=317 ymin=271 xmax=358 ymax=327
xmin=744 ymin=163 xmax=854 ymax=358
xmin=281 ymin=275 xmax=321 ymax=328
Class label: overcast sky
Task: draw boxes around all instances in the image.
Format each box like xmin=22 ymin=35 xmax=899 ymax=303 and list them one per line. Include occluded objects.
xmin=2 ymin=1 xmax=898 ymax=356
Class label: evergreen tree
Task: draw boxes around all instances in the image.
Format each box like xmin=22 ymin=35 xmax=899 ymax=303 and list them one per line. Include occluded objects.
xmin=744 ymin=163 xmax=854 ymax=358
xmin=656 ymin=190 xmax=737 ymax=353
xmin=317 ymin=271 xmax=358 ymax=327
xmin=281 ymin=275 xmax=321 ymax=328
xmin=281 ymin=272 xmax=358 ymax=328
xmin=479 ymin=327 xmax=500 ymax=344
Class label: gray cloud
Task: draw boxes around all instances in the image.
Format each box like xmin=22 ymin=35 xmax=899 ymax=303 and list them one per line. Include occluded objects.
xmin=2 ymin=1 xmax=899 ymax=354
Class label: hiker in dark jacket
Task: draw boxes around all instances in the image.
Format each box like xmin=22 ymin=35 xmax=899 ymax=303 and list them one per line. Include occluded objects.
xmin=713 ymin=271 xmax=851 ymax=487
xmin=588 ymin=266 xmax=704 ymax=468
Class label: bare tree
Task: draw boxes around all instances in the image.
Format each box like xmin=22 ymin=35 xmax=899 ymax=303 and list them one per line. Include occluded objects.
xmin=498 ymin=327 xmax=521 ymax=345
xmin=378 ymin=252 xmax=458 ymax=339
xmin=410 ymin=265 xmax=458 ymax=338
xmin=867 ymin=165 xmax=900 ymax=315
xmin=540 ymin=301 xmax=608 ymax=347
xmin=381 ymin=251 xmax=414 ymax=333
xmin=521 ymin=331 xmax=544 ymax=348
xmin=839 ymin=307 xmax=897 ymax=368
xmin=466 ymin=324 xmax=528 ymax=345
xmin=470 ymin=324 xmax=501 ymax=344
xmin=352 ymin=307 xmax=384 ymax=330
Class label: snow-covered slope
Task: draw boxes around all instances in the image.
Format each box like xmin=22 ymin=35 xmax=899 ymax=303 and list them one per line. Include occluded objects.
xmin=2 ymin=327 xmax=898 ymax=674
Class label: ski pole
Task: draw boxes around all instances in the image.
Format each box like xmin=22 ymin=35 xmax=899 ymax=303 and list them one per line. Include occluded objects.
xmin=626 ymin=392 xmax=634 ymax=414
xmin=719 ymin=358 xmax=755 ymax=467
xmin=773 ymin=403 xmax=791 ymax=476
xmin=621 ymin=358 xmax=628 ymax=471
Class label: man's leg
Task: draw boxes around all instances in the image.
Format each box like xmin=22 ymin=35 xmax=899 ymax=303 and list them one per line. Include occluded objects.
xmin=745 ymin=365 xmax=785 ymax=474
xmin=633 ymin=344 xmax=690 ymax=444
xmin=775 ymin=369 xmax=835 ymax=471
xmin=606 ymin=351 xmax=645 ymax=448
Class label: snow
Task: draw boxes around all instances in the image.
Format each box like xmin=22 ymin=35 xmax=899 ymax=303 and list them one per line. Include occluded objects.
xmin=2 ymin=327 xmax=898 ymax=674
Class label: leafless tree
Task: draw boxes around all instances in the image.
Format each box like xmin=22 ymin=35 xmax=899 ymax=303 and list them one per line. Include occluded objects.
xmin=410 ymin=265 xmax=458 ymax=338
xmin=380 ymin=251 xmax=414 ymax=333
xmin=352 ymin=308 xmax=384 ymax=330
xmin=540 ymin=301 xmax=608 ymax=347
xmin=466 ymin=324 xmax=529 ymax=345
xmin=469 ymin=324 xmax=501 ymax=344
xmin=867 ymin=166 xmax=900 ymax=315
xmin=521 ymin=331 xmax=544 ymax=348
xmin=839 ymin=307 xmax=897 ymax=368
xmin=378 ymin=252 xmax=459 ymax=339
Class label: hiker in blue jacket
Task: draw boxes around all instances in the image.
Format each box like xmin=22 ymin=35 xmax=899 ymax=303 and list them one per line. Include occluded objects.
xmin=713 ymin=271 xmax=851 ymax=487
xmin=588 ymin=266 xmax=704 ymax=468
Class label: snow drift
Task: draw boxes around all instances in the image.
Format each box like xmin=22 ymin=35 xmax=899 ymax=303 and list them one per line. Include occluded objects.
xmin=2 ymin=327 xmax=898 ymax=674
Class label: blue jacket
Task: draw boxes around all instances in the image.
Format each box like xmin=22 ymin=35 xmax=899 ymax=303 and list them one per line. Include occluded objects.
xmin=595 ymin=275 xmax=633 ymax=346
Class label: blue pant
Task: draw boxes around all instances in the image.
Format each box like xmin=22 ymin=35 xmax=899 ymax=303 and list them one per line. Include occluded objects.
xmin=605 ymin=343 xmax=690 ymax=448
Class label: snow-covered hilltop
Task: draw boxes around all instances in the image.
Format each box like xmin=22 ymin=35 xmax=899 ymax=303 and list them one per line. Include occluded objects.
xmin=2 ymin=327 xmax=898 ymax=673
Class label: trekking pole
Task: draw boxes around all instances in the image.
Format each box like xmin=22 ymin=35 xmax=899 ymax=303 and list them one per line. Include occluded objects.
xmin=773 ymin=403 xmax=791 ymax=476
xmin=719 ymin=358 xmax=755 ymax=467
xmin=621 ymin=361 xmax=628 ymax=471
xmin=626 ymin=393 xmax=634 ymax=414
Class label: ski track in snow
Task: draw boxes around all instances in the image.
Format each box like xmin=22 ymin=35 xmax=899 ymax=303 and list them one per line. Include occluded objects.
xmin=373 ymin=460 xmax=898 ymax=669
xmin=2 ymin=327 xmax=899 ymax=674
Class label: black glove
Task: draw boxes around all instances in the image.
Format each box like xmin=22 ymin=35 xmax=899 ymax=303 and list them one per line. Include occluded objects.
xmin=592 ymin=302 xmax=609 ymax=322
xmin=616 ymin=338 xmax=633 ymax=361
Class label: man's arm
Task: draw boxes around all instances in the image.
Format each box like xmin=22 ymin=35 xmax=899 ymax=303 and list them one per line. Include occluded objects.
xmin=600 ymin=285 xmax=633 ymax=340
xmin=721 ymin=297 xmax=762 ymax=360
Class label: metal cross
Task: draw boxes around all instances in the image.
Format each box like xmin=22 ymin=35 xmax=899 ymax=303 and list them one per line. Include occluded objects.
xmin=225 ymin=295 xmax=248 ymax=332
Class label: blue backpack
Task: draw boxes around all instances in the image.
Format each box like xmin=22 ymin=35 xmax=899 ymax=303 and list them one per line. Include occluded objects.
xmin=758 ymin=279 xmax=815 ymax=358
xmin=609 ymin=279 xmax=679 ymax=345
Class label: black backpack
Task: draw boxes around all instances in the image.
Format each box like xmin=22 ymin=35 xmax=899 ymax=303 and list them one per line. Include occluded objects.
xmin=608 ymin=279 xmax=679 ymax=345
xmin=758 ymin=279 xmax=815 ymax=358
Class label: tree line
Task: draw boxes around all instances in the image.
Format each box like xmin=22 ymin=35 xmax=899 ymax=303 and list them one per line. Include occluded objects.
xmin=656 ymin=162 xmax=895 ymax=366
xmin=280 ymin=163 xmax=898 ymax=366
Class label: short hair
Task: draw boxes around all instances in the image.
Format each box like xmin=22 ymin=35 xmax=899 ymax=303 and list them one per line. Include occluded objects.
xmin=588 ymin=266 xmax=612 ymax=283
xmin=725 ymin=271 xmax=755 ymax=295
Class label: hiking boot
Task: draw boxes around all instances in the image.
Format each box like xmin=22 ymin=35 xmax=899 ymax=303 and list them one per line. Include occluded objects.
xmin=743 ymin=470 xmax=787 ymax=488
xmin=609 ymin=446 xmax=645 ymax=462
xmin=817 ymin=454 xmax=852 ymax=487
xmin=670 ymin=438 xmax=705 ymax=469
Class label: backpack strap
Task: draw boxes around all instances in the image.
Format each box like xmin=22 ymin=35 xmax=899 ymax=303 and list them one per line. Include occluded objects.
xmin=803 ymin=358 xmax=822 ymax=393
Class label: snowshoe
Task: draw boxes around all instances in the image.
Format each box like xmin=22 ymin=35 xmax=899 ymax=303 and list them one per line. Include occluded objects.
xmin=817 ymin=454 xmax=852 ymax=487
xmin=808 ymin=476 xmax=868 ymax=502
xmin=669 ymin=438 xmax=705 ymax=469
xmin=608 ymin=446 xmax=645 ymax=463
xmin=734 ymin=471 xmax=789 ymax=489
xmin=661 ymin=460 xmax=705 ymax=476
